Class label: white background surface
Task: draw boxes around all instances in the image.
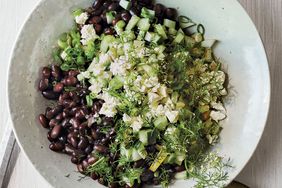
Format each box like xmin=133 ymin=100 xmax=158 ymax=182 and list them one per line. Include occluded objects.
xmin=0 ymin=0 xmax=282 ymax=187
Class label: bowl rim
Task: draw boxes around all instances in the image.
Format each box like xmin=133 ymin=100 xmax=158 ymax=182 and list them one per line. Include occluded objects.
xmin=6 ymin=0 xmax=271 ymax=187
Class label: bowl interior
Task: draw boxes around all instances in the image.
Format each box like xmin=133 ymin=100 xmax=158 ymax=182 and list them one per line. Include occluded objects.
xmin=8 ymin=0 xmax=270 ymax=187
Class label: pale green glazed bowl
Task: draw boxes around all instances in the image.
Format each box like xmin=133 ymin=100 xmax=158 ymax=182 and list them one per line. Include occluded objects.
xmin=8 ymin=0 xmax=270 ymax=187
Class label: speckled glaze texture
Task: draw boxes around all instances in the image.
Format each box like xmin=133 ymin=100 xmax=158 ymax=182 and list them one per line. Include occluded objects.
xmin=7 ymin=0 xmax=270 ymax=187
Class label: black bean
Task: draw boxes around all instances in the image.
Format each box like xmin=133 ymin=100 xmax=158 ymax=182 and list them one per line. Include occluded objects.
xmin=64 ymin=144 xmax=75 ymax=155
xmin=109 ymin=128 xmax=116 ymax=136
xmin=94 ymin=144 xmax=109 ymax=154
xmin=104 ymin=27 xmax=114 ymax=35
xmin=47 ymin=132 xmax=56 ymax=142
xmin=92 ymin=8 xmax=103 ymax=16
xmin=162 ymin=164 xmax=173 ymax=170
xmin=62 ymin=99 xmax=77 ymax=108
xmin=92 ymin=100 xmax=103 ymax=113
xmin=70 ymin=107 xmax=79 ymax=116
xmin=42 ymin=91 xmax=59 ymax=100
xmin=71 ymin=156 xmax=80 ymax=164
xmin=165 ymin=8 xmax=177 ymax=20
xmin=58 ymin=135 xmax=67 ymax=143
xmin=133 ymin=159 xmax=145 ymax=168
xmin=101 ymin=11 xmax=108 ymax=23
xmin=38 ymin=114 xmax=49 ymax=128
xmin=70 ymin=118 xmax=80 ymax=129
xmin=121 ymin=11 xmax=131 ymax=23
xmin=101 ymin=137 xmax=110 ymax=145
xmin=70 ymin=136 xmax=79 ymax=148
xmin=174 ymin=165 xmax=185 ymax=172
xmin=54 ymin=105 xmax=63 ymax=114
xmin=85 ymin=145 xmax=93 ymax=154
xmin=103 ymin=0 xmax=112 ymax=8
xmin=51 ymin=125 xmax=62 ymax=139
xmin=154 ymin=3 xmax=165 ymax=17
xmin=87 ymin=156 xmax=98 ymax=165
xmin=89 ymin=16 xmax=102 ymax=24
xmin=42 ymin=67 xmax=51 ymax=78
xmin=91 ymin=173 xmax=99 ymax=180
xmin=77 ymin=164 xmax=84 ymax=173
xmin=73 ymin=149 xmax=86 ymax=159
xmin=112 ymin=14 xmax=122 ymax=25
xmin=53 ymin=82 xmax=64 ymax=93
xmin=139 ymin=0 xmax=151 ymax=5
xmin=75 ymin=108 xmax=88 ymax=120
xmin=51 ymin=65 xmax=62 ymax=80
xmin=55 ymin=113 xmax=63 ymax=121
xmin=102 ymin=116 xmax=114 ymax=126
xmin=67 ymin=132 xmax=78 ymax=141
xmin=62 ymin=109 xmax=71 ymax=119
xmin=146 ymin=145 xmax=157 ymax=153
xmin=38 ymin=78 xmax=49 ymax=91
xmin=98 ymin=178 xmax=105 ymax=185
xmin=108 ymin=2 xmax=119 ymax=11
xmin=153 ymin=177 xmax=160 ymax=185
xmin=78 ymin=137 xmax=89 ymax=150
xmin=94 ymin=24 xmax=103 ymax=35
xmin=65 ymin=76 xmax=78 ymax=86
xmin=49 ymin=119 xmax=60 ymax=128
xmin=91 ymin=128 xmax=100 ymax=140
xmin=82 ymin=159 xmax=89 ymax=169
xmin=62 ymin=119 xmax=71 ymax=129
xmin=59 ymin=92 xmax=70 ymax=103
xmin=141 ymin=169 xmax=154 ymax=182
xmin=109 ymin=182 xmax=118 ymax=188
xmin=92 ymin=0 xmax=105 ymax=10
xmin=49 ymin=142 xmax=64 ymax=152
xmin=68 ymin=70 xmax=80 ymax=77
xmin=130 ymin=7 xmax=141 ymax=16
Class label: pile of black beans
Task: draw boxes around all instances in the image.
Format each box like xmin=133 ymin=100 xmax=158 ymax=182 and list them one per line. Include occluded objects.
xmin=38 ymin=65 xmax=117 ymax=184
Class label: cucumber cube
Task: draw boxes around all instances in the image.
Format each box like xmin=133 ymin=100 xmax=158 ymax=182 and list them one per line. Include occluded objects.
xmin=154 ymin=116 xmax=168 ymax=131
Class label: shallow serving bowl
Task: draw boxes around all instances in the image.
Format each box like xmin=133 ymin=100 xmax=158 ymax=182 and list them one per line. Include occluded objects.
xmin=8 ymin=0 xmax=270 ymax=187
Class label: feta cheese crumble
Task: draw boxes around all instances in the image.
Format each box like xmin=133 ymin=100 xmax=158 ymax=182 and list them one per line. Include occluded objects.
xmin=80 ymin=25 xmax=98 ymax=45
xmin=75 ymin=12 xmax=89 ymax=25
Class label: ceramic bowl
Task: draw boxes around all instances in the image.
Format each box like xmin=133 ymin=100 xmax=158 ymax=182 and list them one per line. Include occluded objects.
xmin=8 ymin=0 xmax=270 ymax=187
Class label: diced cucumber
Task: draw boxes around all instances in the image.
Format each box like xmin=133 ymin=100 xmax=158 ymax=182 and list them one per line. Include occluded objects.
xmin=139 ymin=129 xmax=152 ymax=145
xmin=137 ymin=30 xmax=146 ymax=40
xmin=164 ymin=19 xmax=176 ymax=29
xmin=164 ymin=153 xmax=177 ymax=164
xmin=154 ymin=24 xmax=168 ymax=39
xmin=193 ymin=33 xmax=203 ymax=42
xmin=119 ymin=0 xmax=131 ymax=10
xmin=106 ymin=11 xmax=115 ymax=24
xmin=134 ymin=40 xmax=145 ymax=48
xmin=180 ymin=22 xmax=196 ymax=29
xmin=140 ymin=64 xmax=157 ymax=77
xmin=126 ymin=15 xmax=141 ymax=30
xmin=175 ymin=152 xmax=186 ymax=165
xmin=138 ymin=129 xmax=157 ymax=145
xmin=154 ymin=116 xmax=168 ymax=131
xmin=141 ymin=7 xmax=155 ymax=19
xmin=137 ymin=144 xmax=148 ymax=159
xmin=131 ymin=148 xmax=142 ymax=161
xmin=138 ymin=18 xmax=150 ymax=31
xmin=153 ymin=34 xmax=161 ymax=44
xmin=201 ymin=39 xmax=217 ymax=48
xmin=57 ymin=39 xmax=68 ymax=49
xmin=109 ymin=76 xmax=123 ymax=90
xmin=173 ymin=32 xmax=185 ymax=43
xmin=120 ymin=145 xmax=132 ymax=160
xmin=115 ymin=20 xmax=126 ymax=35
xmin=145 ymin=32 xmax=155 ymax=42
xmin=101 ymin=35 xmax=115 ymax=52
xmin=168 ymin=28 xmax=177 ymax=36
xmin=175 ymin=171 xmax=188 ymax=180
xmin=185 ymin=36 xmax=196 ymax=48
xmin=121 ymin=30 xmax=136 ymax=42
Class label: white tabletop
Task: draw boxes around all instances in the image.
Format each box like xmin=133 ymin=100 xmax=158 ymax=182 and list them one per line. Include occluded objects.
xmin=1 ymin=0 xmax=282 ymax=187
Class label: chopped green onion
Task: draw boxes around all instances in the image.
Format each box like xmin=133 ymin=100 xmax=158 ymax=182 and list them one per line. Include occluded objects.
xmin=141 ymin=7 xmax=155 ymax=19
xmin=72 ymin=9 xmax=83 ymax=17
xmin=86 ymin=95 xmax=93 ymax=107
xmin=138 ymin=18 xmax=150 ymax=31
xmin=119 ymin=0 xmax=131 ymax=10
xmin=164 ymin=19 xmax=176 ymax=29
xmin=201 ymin=39 xmax=217 ymax=48
xmin=126 ymin=15 xmax=140 ymax=31
xmin=106 ymin=11 xmax=115 ymax=24
xmin=197 ymin=24 xmax=205 ymax=35
xmin=178 ymin=16 xmax=196 ymax=29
